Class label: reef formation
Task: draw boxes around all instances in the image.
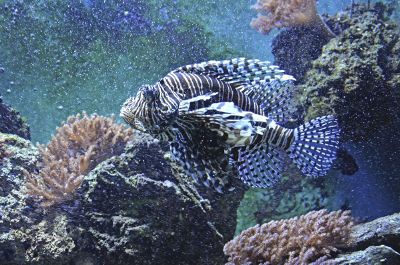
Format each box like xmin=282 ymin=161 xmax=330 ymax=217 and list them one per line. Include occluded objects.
xmin=25 ymin=113 xmax=133 ymax=207
xmin=0 ymin=114 xmax=245 ymax=264
xmin=225 ymin=209 xmax=354 ymax=264
xmin=274 ymin=3 xmax=400 ymax=142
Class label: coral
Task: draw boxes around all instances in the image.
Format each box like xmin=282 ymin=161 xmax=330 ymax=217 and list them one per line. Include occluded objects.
xmin=250 ymin=0 xmax=334 ymax=37
xmin=25 ymin=112 xmax=133 ymax=207
xmin=224 ymin=209 xmax=354 ymax=265
xmin=251 ymin=0 xmax=317 ymax=33
xmin=297 ymin=3 xmax=400 ymax=141
xmin=0 ymin=97 xmax=30 ymax=139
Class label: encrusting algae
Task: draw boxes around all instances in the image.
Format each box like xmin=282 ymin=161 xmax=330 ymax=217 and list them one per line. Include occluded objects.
xmin=25 ymin=112 xmax=133 ymax=207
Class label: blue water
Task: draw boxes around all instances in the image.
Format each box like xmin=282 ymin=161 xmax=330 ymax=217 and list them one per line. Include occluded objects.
xmin=1 ymin=0 xmax=386 ymax=144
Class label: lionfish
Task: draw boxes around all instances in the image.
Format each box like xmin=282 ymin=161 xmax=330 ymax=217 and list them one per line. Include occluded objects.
xmin=120 ymin=58 xmax=339 ymax=192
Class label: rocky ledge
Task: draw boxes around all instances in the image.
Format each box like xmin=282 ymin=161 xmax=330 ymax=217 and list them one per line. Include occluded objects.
xmin=0 ymin=132 xmax=246 ymax=265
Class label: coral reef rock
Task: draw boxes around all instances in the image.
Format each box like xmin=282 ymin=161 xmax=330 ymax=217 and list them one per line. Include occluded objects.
xmin=297 ymin=3 xmax=400 ymax=141
xmin=0 ymin=97 xmax=30 ymax=139
xmin=349 ymin=213 xmax=400 ymax=252
xmin=331 ymin=245 xmax=400 ymax=265
xmin=322 ymin=212 xmax=400 ymax=264
xmin=272 ymin=25 xmax=331 ymax=81
xmin=0 ymin=132 xmax=245 ymax=265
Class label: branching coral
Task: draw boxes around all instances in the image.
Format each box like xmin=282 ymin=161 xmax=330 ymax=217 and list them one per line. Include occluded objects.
xmin=250 ymin=0 xmax=335 ymax=37
xmin=25 ymin=112 xmax=134 ymax=207
xmin=224 ymin=209 xmax=354 ymax=265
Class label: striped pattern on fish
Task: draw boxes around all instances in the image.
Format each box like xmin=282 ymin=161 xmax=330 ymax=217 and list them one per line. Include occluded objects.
xmin=120 ymin=58 xmax=340 ymax=191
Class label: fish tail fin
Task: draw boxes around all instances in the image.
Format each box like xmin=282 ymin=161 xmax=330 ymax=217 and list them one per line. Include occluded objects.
xmin=289 ymin=115 xmax=340 ymax=177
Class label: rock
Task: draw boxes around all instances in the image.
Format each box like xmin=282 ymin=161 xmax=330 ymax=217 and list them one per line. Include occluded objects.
xmin=272 ymin=24 xmax=332 ymax=81
xmin=296 ymin=3 xmax=400 ymax=142
xmin=72 ymin=137 xmax=245 ymax=265
xmin=0 ymin=133 xmax=245 ymax=265
xmin=330 ymin=245 xmax=400 ymax=265
xmin=0 ymin=133 xmax=42 ymax=264
xmin=349 ymin=213 xmax=400 ymax=252
xmin=0 ymin=97 xmax=30 ymax=139
xmin=321 ymin=212 xmax=400 ymax=264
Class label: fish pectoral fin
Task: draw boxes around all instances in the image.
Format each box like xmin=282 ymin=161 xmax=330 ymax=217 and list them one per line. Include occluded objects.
xmin=169 ymin=127 xmax=230 ymax=192
xmin=235 ymin=144 xmax=284 ymax=188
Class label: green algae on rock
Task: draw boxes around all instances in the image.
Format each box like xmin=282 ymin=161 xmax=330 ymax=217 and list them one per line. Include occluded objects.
xmin=297 ymin=3 xmax=400 ymax=141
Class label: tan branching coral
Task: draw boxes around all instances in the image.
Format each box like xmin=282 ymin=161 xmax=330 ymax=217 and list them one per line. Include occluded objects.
xmin=250 ymin=0 xmax=335 ymax=37
xmin=224 ymin=209 xmax=354 ymax=265
xmin=25 ymin=112 xmax=134 ymax=207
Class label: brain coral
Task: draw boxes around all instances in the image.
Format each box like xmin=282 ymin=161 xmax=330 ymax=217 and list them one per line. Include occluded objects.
xmin=297 ymin=4 xmax=400 ymax=141
xmin=224 ymin=209 xmax=354 ymax=265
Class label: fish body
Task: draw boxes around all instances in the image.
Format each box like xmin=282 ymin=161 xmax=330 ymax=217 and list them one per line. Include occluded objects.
xmin=121 ymin=58 xmax=340 ymax=191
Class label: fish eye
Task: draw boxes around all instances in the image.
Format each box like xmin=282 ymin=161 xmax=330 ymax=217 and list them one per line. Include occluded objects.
xmin=141 ymin=85 xmax=158 ymax=102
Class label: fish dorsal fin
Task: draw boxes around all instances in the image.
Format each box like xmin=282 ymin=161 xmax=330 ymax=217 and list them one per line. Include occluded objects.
xmin=176 ymin=58 xmax=287 ymax=87
xmin=235 ymin=144 xmax=284 ymax=188
xmin=176 ymin=58 xmax=297 ymax=123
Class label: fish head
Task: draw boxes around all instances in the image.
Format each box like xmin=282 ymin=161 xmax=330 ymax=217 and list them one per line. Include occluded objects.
xmin=120 ymin=84 xmax=177 ymax=135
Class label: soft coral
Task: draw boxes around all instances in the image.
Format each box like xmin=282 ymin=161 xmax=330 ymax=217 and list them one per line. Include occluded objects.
xmin=251 ymin=0 xmax=335 ymax=38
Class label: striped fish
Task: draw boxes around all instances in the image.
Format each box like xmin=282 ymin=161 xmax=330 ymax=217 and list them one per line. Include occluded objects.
xmin=120 ymin=58 xmax=340 ymax=192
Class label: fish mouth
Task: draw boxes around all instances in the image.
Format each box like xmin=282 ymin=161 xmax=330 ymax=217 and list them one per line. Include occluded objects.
xmin=120 ymin=104 xmax=147 ymax=133
xmin=131 ymin=121 xmax=147 ymax=133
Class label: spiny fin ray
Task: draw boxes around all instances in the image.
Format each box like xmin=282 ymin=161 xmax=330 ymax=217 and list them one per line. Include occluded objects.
xmin=289 ymin=115 xmax=340 ymax=177
xmin=236 ymin=144 xmax=284 ymax=188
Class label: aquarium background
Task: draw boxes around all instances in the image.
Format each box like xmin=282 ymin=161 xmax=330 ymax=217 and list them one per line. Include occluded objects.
xmin=1 ymin=0 xmax=400 ymax=264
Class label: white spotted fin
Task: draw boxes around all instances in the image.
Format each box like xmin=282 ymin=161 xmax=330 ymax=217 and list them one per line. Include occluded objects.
xmin=289 ymin=115 xmax=340 ymax=177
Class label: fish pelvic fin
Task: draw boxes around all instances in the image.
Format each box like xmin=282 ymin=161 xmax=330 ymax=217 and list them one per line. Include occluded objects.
xmin=289 ymin=115 xmax=340 ymax=177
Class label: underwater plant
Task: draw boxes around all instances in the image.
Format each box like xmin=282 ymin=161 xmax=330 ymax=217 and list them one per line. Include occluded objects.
xmin=250 ymin=0 xmax=335 ymax=38
xmin=25 ymin=112 xmax=133 ymax=207
xmin=224 ymin=209 xmax=354 ymax=265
